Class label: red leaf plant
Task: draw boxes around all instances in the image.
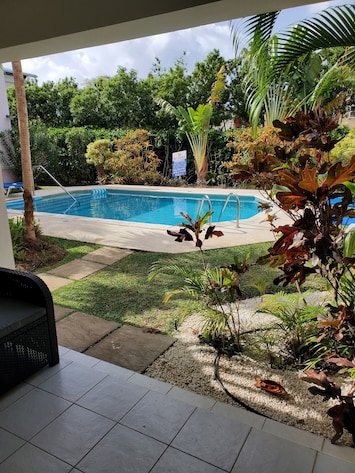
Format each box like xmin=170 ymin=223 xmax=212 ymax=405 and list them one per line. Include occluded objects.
xmin=301 ymin=370 xmax=355 ymax=444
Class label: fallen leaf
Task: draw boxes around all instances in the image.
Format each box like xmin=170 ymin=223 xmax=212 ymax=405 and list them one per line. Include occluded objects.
xmin=255 ymin=377 xmax=288 ymax=396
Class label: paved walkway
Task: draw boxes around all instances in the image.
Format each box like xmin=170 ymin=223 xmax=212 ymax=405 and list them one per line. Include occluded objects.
xmin=37 ymin=246 xmax=175 ymax=373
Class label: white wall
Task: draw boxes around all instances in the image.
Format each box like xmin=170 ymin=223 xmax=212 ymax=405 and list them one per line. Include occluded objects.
xmin=0 ymin=163 xmax=15 ymax=269
xmin=0 ymin=68 xmax=14 ymax=182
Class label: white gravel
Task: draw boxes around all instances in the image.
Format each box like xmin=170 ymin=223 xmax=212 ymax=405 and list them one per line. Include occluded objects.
xmin=145 ymin=294 xmax=354 ymax=447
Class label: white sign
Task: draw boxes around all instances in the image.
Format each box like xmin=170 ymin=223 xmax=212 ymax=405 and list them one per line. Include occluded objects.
xmin=172 ymin=150 xmax=187 ymax=177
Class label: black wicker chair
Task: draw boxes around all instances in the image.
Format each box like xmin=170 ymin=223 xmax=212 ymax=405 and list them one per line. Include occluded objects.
xmin=0 ymin=267 xmax=59 ymax=394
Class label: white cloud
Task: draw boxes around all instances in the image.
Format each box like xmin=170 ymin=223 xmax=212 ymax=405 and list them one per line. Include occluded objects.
xmin=2 ymin=0 xmax=348 ymax=86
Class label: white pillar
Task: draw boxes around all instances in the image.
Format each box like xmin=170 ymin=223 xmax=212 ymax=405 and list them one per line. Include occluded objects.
xmin=0 ymin=163 xmax=15 ymax=269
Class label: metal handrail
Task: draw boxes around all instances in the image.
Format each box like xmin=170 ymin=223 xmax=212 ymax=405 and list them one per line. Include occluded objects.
xmin=197 ymin=194 xmax=213 ymax=224
xmin=218 ymin=192 xmax=240 ymax=227
xmin=33 ymin=165 xmax=79 ymax=205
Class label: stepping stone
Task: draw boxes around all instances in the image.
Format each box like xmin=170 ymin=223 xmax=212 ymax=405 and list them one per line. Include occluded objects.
xmin=85 ymin=325 xmax=175 ymax=373
xmin=56 ymin=311 xmax=120 ymax=352
xmin=82 ymin=247 xmax=132 ymax=265
xmin=54 ymin=305 xmax=74 ymax=321
xmin=48 ymin=260 xmax=106 ymax=280
xmin=37 ymin=273 xmax=73 ymax=291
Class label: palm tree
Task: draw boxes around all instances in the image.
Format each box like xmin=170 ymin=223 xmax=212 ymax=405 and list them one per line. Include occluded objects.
xmin=156 ymin=65 xmax=225 ymax=184
xmin=12 ymin=60 xmax=36 ymax=242
xmin=233 ymin=4 xmax=355 ymax=133
xmin=275 ymin=5 xmax=355 ymax=72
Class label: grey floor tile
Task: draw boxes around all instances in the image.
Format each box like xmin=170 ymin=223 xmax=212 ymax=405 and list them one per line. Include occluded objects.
xmin=77 ymin=423 xmax=166 ymax=473
xmin=150 ymin=447 xmax=225 ymax=473
xmin=172 ymin=407 xmax=250 ymax=471
xmin=322 ymin=439 xmax=355 ymax=464
xmin=77 ymin=376 xmax=148 ymax=421
xmin=120 ymin=390 xmax=195 ymax=443
xmin=0 ymin=443 xmax=72 ymax=473
xmin=232 ymin=428 xmax=316 ymax=473
xmin=314 ymin=452 xmax=355 ymax=473
xmin=0 ymin=388 xmax=71 ymax=440
xmin=27 ymin=358 xmax=72 ymax=386
xmin=211 ymin=401 xmax=265 ymax=429
xmin=0 ymin=428 xmax=25 ymax=462
xmin=31 ymin=404 xmax=115 ymax=465
xmin=60 ymin=349 xmax=102 ymax=367
xmin=58 ymin=345 xmax=71 ymax=356
xmin=263 ymin=418 xmax=324 ymax=451
xmin=91 ymin=359 xmax=134 ymax=380
xmin=0 ymin=383 xmax=33 ymax=412
xmin=38 ymin=362 xmax=107 ymax=401
xmin=128 ymin=372 xmax=172 ymax=394
xmin=167 ymin=386 xmax=216 ymax=409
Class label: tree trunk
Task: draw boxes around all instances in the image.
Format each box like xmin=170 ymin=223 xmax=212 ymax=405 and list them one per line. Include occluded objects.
xmin=12 ymin=60 xmax=36 ymax=242
xmin=195 ymin=156 xmax=208 ymax=185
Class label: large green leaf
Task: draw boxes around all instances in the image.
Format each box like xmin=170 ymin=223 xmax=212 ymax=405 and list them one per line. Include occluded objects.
xmin=276 ymin=5 xmax=355 ymax=72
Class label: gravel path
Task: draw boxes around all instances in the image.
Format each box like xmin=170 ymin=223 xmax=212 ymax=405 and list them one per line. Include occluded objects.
xmin=145 ymin=295 xmax=354 ymax=447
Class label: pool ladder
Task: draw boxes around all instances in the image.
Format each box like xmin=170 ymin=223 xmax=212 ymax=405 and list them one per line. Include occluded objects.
xmin=219 ymin=192 xmax=240 ymax=228
xmin=197 ymin=195 xmax=213 ymax=224
xmin=33 ymin=165 xmax=79 ymax=206
xmin=197 ymin=192 xmax=240 ymax=227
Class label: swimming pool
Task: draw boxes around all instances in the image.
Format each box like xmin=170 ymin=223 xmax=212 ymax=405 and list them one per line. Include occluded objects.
xmin=6 ymin=188 xmax=264 ymax=226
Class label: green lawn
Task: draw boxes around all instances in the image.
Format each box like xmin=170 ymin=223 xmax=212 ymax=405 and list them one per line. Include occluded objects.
xmin=49 ymin=240 xmax=327 ymax=335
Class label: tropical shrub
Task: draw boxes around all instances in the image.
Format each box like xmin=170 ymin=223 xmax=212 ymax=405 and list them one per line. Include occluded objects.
xmin=106 ymin=129 xmax=162 ymax=185
xmin=85 ymin=139 xmax=112 ymax=184
xmin=9 ymin=216 xmax=41 ymax=260
xmin=149 ymin=211 xmax=251 ymax=353
xmin=0 ymin=121 xmax=61 ymax=183
xmin=225 ymin=126 xmax=284 ymax=188
xmin=230 ymin=107 xmax=355 ymax=443
xmin=252 ymin=109 xmax=355 ymax=363
xmin=256 ymin=291 xmax=323 ymax=366
xmin=330 ymin=127 xmax=355 ymax=164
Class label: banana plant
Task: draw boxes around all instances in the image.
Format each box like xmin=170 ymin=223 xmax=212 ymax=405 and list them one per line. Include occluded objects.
xmin=156 ymin=65 xmax=225 ymax=183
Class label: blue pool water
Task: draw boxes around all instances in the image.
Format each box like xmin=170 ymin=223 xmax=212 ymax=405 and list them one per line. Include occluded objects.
xmin=6 ymin=188 xmax=264 ymax=226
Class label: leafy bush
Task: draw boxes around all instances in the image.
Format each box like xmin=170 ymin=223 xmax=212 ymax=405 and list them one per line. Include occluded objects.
xmin=106 ymin=129 xmax=162 ymax=184
xmin=85 ymin=139 xmax=112 ymax=184
xmin=0 ymin=120 xmax=60 ymax=182
xmin=225 ymin=126 xmax=284 ymax=188
xmin=330 ymin=127 xmax=355 ymax=164
xmin=251 ymin=110 xmax=355 ymax=370
xmin=149 ymin=212 xmax=249 ymax=353
xmin=226 ymin=107 xmax=355 ymax=442
xmin=9 ymin=217 xmax=41 ymax=260
xmin=256 ymin=291 xmax=322 ymax=365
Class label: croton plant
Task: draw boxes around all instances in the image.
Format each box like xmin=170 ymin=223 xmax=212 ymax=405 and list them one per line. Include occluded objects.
xmin=230 ymin=107 xmax=355 ymax=443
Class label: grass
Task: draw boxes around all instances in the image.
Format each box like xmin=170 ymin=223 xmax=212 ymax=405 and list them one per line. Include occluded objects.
xmin=38 ymin=237 xmax=101 ymax=271
xmin=50 ymin=241 xmax=327 ymax=335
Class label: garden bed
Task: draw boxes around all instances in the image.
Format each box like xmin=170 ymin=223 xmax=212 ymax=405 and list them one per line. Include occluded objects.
xmin=145 ymin=294 xmax=354 ymax=447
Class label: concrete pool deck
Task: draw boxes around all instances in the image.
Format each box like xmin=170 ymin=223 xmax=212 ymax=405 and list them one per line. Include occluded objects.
xmin=6 ymin=185 xmax=290 ymax=253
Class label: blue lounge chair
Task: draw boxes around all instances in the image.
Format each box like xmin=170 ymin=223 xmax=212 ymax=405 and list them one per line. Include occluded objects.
xmin=3 ymin=182 xmax=24 ymax=197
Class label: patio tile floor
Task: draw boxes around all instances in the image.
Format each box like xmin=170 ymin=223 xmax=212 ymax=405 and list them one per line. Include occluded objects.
xmin=0 ymin=348 xmax=354 ymax=473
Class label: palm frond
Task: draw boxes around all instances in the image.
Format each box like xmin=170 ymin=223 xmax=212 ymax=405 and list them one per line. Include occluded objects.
xmin=276 ymin=5 xmax=355 ymax=72
xmin=231 ymin=11 xmax=280 ymax=55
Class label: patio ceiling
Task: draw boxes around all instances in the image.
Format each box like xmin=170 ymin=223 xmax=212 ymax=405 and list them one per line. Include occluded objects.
xmin=0 ymin=0 xmax=324 ymax=62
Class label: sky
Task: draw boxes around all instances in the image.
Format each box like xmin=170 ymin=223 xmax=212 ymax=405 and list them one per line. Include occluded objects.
xmin=2 ymin=0 xmax=350 ymax=86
